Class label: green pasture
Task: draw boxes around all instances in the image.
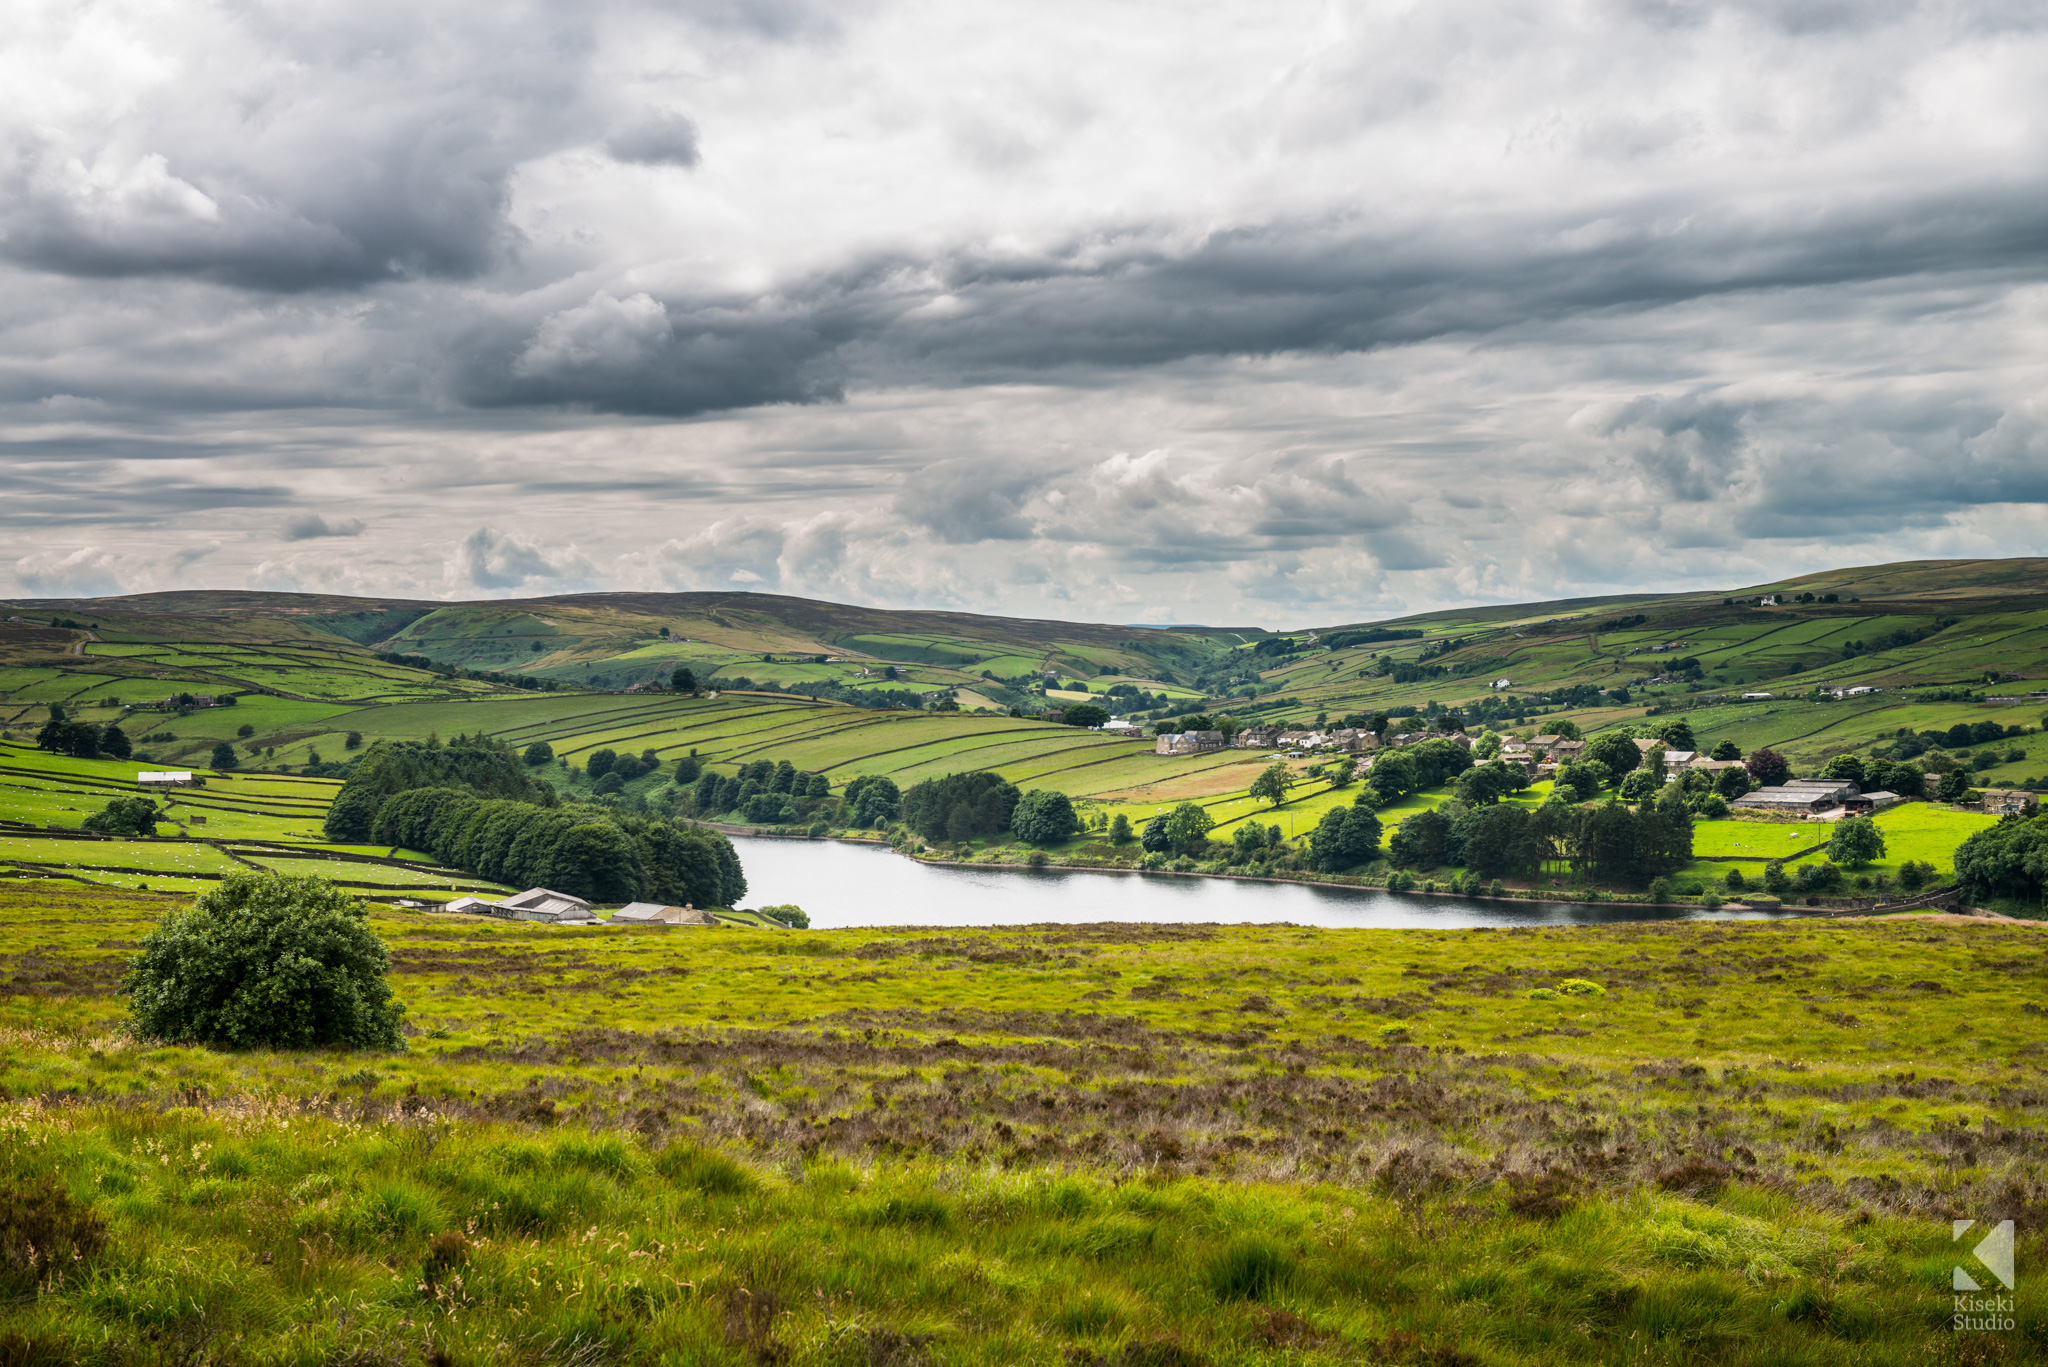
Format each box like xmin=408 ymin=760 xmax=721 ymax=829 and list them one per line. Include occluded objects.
xmin=1690 ymin=819 xmax=1830 ymax=860
xmin=1782 ymin=804 xmax=2002 ymax=876
xmin=0 ymin=835 xmax=243 ymax=877
xmin=237 ymin=856 xmax=506 ymax=891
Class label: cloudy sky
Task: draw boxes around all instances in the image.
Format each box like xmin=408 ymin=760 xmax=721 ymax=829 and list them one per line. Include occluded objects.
xmin=4 ymin=0 xmax=2047 ymax=624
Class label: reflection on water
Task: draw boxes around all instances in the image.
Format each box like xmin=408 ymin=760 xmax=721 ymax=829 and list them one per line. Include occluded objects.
xmin=730 ymin=836 xmax=1802 ymax=930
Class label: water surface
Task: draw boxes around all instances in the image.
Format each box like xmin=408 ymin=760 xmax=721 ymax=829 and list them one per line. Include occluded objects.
xmin=730 ymin=836 xmax=1800 ymax=930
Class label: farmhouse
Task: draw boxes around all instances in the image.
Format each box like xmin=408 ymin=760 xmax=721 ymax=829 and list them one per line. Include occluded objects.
xmin=1232 ymin=726 xmax=1282 ymax=749
xmin=1979 ymin=789 xmax=2039 ymax=817
xmin=136 ymin=771 xmax=195 ymax=787
xmin=1155 ymin=730 xmax=1224 ymax=756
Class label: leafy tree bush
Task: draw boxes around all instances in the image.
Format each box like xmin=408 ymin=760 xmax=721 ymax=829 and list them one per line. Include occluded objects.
xmin=122 ymin=872 xmax=406 ymax=1049
xmin=587 ymin=749 xmax=618 ymax=780
xmin=237 ymin=723 xmax=255 ymax=738
xmin=760 ymin=905 xmax=809 ymax=928
xmin=1745 ymin=747 xmax=1790 ymax=787
xmin=1061 ymin=703 xmax=1109 ymax=728
xmin=523 ymin=741 xmax=555 ymax=765
xmin=345 ymin=731 xmax=363 ymax=750
xmin=1819 ymin=754 xmax=1866 ymax=785
xmin=1011 ymin=789 xmax=1080 ymax=844
xmin=1724 ymin=866 xmax=1746 ymax=890
xmin=1715 ymin=765 xmax=1753 ymax=800
xmin=1163 ymin=801 xmax=1214 ymax=853
xmin=1618 ymin=769 xmax=1658 ymax=801
xmin=1140 ymin=813 xmax=1172 ymax=853
xmin=1457 ymin=760 xmax=1525 ymax=806
xmin=1250 ymin=762 xmax=1293 ymax=808
xmin=672 ymin=754 xmax=701 ymax=783
xmin=209 ymin=741 xmax=238 ymax=771
xmin=1828 ymin=816 xmax=1886 ymax=868
xmin=1710 ymin=740 xmax=1742 ymax=761
xmin=98 ymin=723 xmax=131 ymax=759
xmin=593 ymin=772 xmax=627 ymax=796
xmin=1581 ymin=731 xmax=1642 ymax=783
xmin=83 ymin=796 xmax=159 ymax=836
xmin=1108 ymin=812 xmax=1133 ymax=843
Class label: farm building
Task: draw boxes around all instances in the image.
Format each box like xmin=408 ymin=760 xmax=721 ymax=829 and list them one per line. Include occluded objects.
xmin=1842 ymin=791 xmax=1904 ymax=814
xmin=1232 ymin=727 xmax=1282 ymax=748
xmin=612 ymin=902 xmax=714 ymax=926
xmin=136 ymin=771 xmax=196 ymax=787
xmin=1733 ymin=782 xmax=1856 ymax=814
xmin=447 ymin=888 xmax=597 ymax=924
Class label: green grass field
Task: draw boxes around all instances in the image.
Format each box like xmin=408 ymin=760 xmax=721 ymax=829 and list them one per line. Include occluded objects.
xmin=0 ymin=885 xmax=2042 ymax=1364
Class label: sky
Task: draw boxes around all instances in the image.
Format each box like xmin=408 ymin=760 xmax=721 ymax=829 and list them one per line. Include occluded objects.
xmin=4 ymin=0 xmax=2048 ymax=626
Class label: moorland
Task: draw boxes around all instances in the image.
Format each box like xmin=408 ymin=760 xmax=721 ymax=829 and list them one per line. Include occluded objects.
xmin=2 ymin=884 xmax=2044 ymax=1365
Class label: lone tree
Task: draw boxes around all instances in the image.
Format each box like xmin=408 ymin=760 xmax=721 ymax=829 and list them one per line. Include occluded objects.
xmin=1828 ymin=815 xmax=1886 ymax=869
xmin=1164 ymin=801 xmax=1214 ymax=853
xmin=208 ymin=741 xmax=238 ymax=771
xmin=522 ymin=740 xmax=555 ymax=765
xmin=672 ymin=667 xmax=697 ymax=693
xmin=122 ymin=871 xmax=406 ymax=1050
xmin=1249 ymin=761 xmax=1294 ymax=808
xmin=1745 ymin=747 xmax=1790 ymax=787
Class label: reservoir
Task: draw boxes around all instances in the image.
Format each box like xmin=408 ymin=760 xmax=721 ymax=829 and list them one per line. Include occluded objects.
xmin=729 ymin=836 xmax=1802 ymax=930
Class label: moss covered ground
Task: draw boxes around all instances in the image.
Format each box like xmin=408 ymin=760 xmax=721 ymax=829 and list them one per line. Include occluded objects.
xmin=2 ymin=884 xmax=2044 ymax=1364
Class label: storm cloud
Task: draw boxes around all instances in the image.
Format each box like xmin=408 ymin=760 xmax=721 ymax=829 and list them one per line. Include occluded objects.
xmin=4 ymin=0 xmax=2048 ymax=620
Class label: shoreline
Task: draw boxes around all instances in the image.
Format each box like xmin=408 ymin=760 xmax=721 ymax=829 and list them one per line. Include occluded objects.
xmin=713 ymin=824 xmax=1968 ymax=920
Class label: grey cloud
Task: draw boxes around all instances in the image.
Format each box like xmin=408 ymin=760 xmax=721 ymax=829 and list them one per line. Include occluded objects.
xmin=891 ymin=458 xmax=1040 ymax=543
xmin=606 ymin=111 xmax=702 ymax=167
xmin=284 ymin=514 xmax=367 ymax=539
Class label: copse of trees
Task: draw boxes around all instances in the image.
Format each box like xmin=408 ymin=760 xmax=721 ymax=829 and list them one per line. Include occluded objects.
xmin=1308 ymin=806 xmax=1381 ymax=871
xmin=689 ymin=759 xmax=833 ymax=825
xmin=1388 ymin=793 xmax=1692 ymax=884
xmin=842 ymin=775 xmax=902 ymax=827
xmin=35 ymin=705 xmax=129 ymax=759
xmin=1011 ymin=789 xmax=1080 ymax=843
xmin=369 ymin=787 xmax=743 ymax=907
xmin=903 ymin=771 xmax=1020 ymax=842
xmin=83 ymin=797 xmax=159 ymax=836
xmin=322 ymin=736 xmax=558 ymax=842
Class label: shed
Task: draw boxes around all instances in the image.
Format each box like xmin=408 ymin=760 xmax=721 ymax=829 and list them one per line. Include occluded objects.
xmin=137 ymin=771 xmax=196 ymax=787
xmin=1841 ymin=791 xmax=1902 ymax=814
xmin=499 ymin=887 xmax=595 ymax=923
xmin=612 ymin=902 xmax=712 ymax=926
